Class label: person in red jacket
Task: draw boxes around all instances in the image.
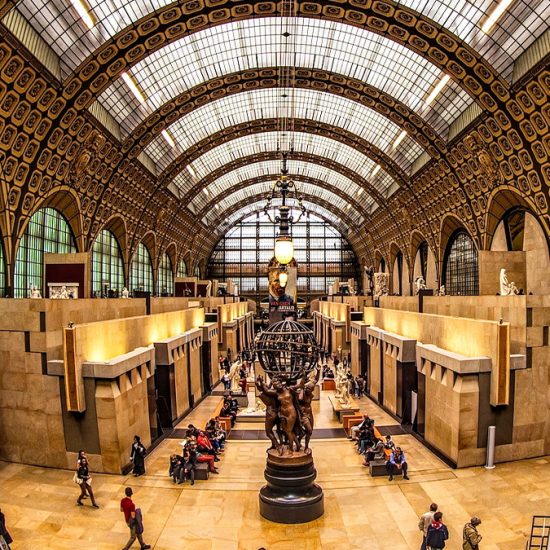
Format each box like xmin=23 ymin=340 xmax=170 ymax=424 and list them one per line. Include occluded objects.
xmin=189 ymin=442 xmax=219 ymax=474
xmin=120 ymin=487 xmax=151 ymax=550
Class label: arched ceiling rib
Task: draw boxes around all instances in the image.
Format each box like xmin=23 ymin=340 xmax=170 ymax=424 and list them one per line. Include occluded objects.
xmin=179 ymin=152 xmax=389 ymax=210
xmin=18 ymin=0 xmax=543 ymax=88
xmin=148 ymin=88 xmax=424 ymax=175
xmin=178 ymin=132 xmax=397 ymax=200
xmin=159 ymin=118 xmax=409 ymax=189
xmin=205 ymin=182 xmax=365 ymax=227
xmin=209 ymin=196 xmax=358 ymax=239
xmin=195 ymin=174 xmax=374 ymax=222
xmin=124 ymin=68 xmax=446 ymax=160
xmin=97 ymin=18 xmax=471 ymax=138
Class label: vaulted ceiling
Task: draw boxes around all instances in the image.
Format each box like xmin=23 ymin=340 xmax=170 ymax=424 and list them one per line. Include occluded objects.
xmin=3 ymin=0 xmax=550 ymax=265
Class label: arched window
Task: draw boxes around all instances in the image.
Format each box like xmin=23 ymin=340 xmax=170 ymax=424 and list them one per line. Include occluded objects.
xmin=393 ymin=252 xmax=403 ymax=295
xmin=194 ymin=264 xmax=201 ymax=278
xmin=158 ymin=253 xmax=174 ymax=295
xmin=0 ymin=241 xmax=5 ymax=297
xmin=177 ymin=259 xmax=187 ymax=277
xmin=379 ymin=258 xmax=386 ymax=273
xmin=130 ymin=243 xmax=154 ymax=293
xmin=443 ymin=231 xmax=479 ymax=296
xmin=418 ymin=242 xmax=429 ymax=280
xmin=14 ymin=207 xmax=77 ymax=298
xmin=91 ymin=230 xmax=124 ymax=296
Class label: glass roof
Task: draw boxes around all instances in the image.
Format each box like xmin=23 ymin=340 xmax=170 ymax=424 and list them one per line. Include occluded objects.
xmin=202 ymin=182 xmax=364 ymax=227
xmin=181 ymin=132 xmax=396 ymax=197
xmin=14 ymin=1 xmax=549 ymax=83
xmin=213 ymin=199 xmax=353 ymax=235
xmin=147 ymin=88 xmax=424 ymax=175
xmin=97 ymin=18 xmax=470 ymax=137
xmin=184 ymin=160 xmax=377 ymax=214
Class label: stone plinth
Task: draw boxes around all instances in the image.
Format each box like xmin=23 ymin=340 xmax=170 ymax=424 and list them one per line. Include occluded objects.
xmin=259 ymin=448 xmax=324 ymax=524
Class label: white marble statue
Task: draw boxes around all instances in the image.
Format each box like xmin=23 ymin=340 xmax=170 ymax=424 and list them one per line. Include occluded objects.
xmin=29 ymin=285 xmax=41 ymax=299
xmin=339 ymin=375 xmax=351 ymax=406
xmin=59 ymin=285 xmax=69 ymax=299
xmin=122 ymin=287 xmax=129 ymax=299
xmin=228 ymin=360 xmax=242 ymax=393
xmin=437 ymin=285 xmax=446 ymax=296
xmin=500 ymin=268 xmax=519 ymax=296
xmin=414 ymin=276 xmax=427 ymax=295
xmin=373 ymin=272 xmax=389 ymax=299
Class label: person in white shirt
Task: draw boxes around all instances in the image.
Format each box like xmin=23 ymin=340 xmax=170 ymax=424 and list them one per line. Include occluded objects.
xmin=418 ymin=502 xmax=438 ymax=550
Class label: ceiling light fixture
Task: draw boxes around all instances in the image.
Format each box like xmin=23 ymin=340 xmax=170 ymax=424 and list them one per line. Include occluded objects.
xmin=121 ymin=72 xmax=146 ymax=105
xmin=481 ymin=0 xmax=514 ymax=33
xmin=161 ymin=129 xmax=175 ymax=148
xmin=425 ymin=74 xmax=451 ymax=106
xmin=70 ymin=0 xmax=94 ymax=30
xmin=393 ymin=130 xmax=407 ymax=149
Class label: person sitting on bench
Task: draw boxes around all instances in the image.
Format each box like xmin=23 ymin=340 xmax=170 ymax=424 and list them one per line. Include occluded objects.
xmin=197 ymin=431 xmax=220 ymax=460
xmin=349 ymin=414 xmax=374 ymax=441
xmin=323 ymin=365 xmax=334 ymax=378
xmin=383 ymin=434 xmax=396 ymax=454
xmin=362 ymin=437 xmax=385 ymax=466
xmin=357 ymin=426 xmax=375 ymax=454
xmin=205 ymin=418 xmax=226 ymax=452
xmin=221 ymin=398 xmax=237 ymax=427
xmin=386 ymin=447 xmax=409 ymax=481
xmin=173 ymin=448 xmax=196 ymax=485
xmin=169 ymin=453 xmax=183 ymax=482
xmin=188 ymin=442 xmax=219 ymax=474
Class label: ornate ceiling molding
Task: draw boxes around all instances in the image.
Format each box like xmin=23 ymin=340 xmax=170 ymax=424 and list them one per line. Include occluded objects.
xmin=159 ymin=118 xmax=409 ymax=189
xmin=195 ymin=174 xmax=373 ymax=220
xmin=63 ymin=0 xmax=510 ymax=115
xmin=124 ymin=67 xmax=446 ymax=159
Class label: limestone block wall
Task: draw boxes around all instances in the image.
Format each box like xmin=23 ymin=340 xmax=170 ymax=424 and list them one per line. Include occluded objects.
xmin=383 ymin=350 xmax=397 ymax=414
xmin=174 ymin=354 xmax=190 ymax=418
xmin=95 ymin=363 xmax=153 ymax=473
xmin=189 ymin=344 xmax=202 ymax=404
xmin=379 ymin=296 xmax=419 ymax=312
xmin=367 ymin=330 xmax=382 ymax=399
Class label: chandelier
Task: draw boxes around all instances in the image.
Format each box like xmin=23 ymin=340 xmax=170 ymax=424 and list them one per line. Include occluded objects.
xmin=263 ymin=152 xmax=306 ymax=265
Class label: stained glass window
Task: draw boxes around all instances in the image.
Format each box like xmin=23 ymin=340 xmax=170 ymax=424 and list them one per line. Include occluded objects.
xmin=14 ymin=207 xmax=77 ymax=298
xmin=130 ymin=242 xmax=154 ymax=293
xmin=158 ymin=253 xmax=174 ymax=295
xmin=91 ymin=230 xmax=124 ymax=296
xmin=443 ymin=231 xmax=479 ymax=295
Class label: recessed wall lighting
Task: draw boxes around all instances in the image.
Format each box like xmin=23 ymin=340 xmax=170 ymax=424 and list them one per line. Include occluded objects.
xmin=425 ymin=74 xmax=451 ymax=106
xmin=393 ymin=130 xmax=407 ymax=149
xmin=70 ymin=0 xmax=94 ymax=30
xmin=482 ymin=0 xmax=514 ymax=33
xmin=121 ymin=72 xmax=146 ymax=105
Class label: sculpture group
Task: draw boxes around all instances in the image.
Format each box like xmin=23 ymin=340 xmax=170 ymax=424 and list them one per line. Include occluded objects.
xmin=334 ymin=364 xmax=351 ymax=406
xmin=256 ymin=365 xmax=320 ymax=455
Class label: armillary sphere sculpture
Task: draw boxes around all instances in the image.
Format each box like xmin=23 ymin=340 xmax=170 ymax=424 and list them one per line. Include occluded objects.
xmin=253 ymin=320 xmax=324 ymax=523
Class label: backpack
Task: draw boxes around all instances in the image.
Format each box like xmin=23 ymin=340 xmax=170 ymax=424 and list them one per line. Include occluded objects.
xmin=426 ymin=524 xmax=447 ymax=548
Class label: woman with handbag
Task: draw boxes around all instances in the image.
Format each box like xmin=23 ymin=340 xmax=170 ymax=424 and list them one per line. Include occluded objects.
xmin=0 ymin=508 xmax=13 ymax=550
xmin=130 ymin=435 xmax=147 ymax=476
xmin=75 ymin=457 xmax=99 ymax=508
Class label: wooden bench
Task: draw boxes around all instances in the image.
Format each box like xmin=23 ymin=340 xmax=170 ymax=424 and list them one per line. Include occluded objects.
xmin=194 ymin=462 xmax=210 ymax=480
xmin=322 ymin=378 xmax=336 ymax=391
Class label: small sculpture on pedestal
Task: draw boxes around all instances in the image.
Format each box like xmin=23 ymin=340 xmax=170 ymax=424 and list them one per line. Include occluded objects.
xmin=373 ymin=272 xmax=389 ymax=299
xmin=122 ymin=287 xmax=129 ymax=299
xmin=499 ymin=268 xmax=519 ymax=296
xmin=437 ymin=285 xmax=446 ymax=296
xmin=228 ymin=360 xmax=241 ymax=393
xmin=29 ymin=285 xmax=42 ymax=299
xmin=414 ymin=276 xmax=427 ymax=295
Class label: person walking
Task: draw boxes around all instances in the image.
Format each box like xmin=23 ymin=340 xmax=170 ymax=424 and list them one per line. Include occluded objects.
xmin=130 ymin=435 xmax=147 ymax=476
xmin=418 ymin=503 xmax=438 ymax=550
xmin=75 ymin=457 xmax=99 ymax=508
xmin=425 ymin=511 xmax=449 ymax=550
xmin=120 ymin=487 xmax=151 ymax=550
xmin=0 ymin=508 xmax=13 ymax=550
xmin=463 ymin=517 xmax=482 ymax=550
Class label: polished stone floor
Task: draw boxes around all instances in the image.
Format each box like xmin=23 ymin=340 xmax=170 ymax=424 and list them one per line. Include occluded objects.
xmin=0 ymin=390 xmax=548 ymax=549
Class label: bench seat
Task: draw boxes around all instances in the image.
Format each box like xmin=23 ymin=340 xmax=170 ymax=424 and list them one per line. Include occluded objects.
xmin=194 ymin=463 xmax=210 ymax=480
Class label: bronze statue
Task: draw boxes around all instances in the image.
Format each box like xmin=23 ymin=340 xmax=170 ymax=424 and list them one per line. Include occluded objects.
xmin=297 ymin=365 xmax=320 ymax=450
xmin=256 ymin=375 xmax=282 ymax=452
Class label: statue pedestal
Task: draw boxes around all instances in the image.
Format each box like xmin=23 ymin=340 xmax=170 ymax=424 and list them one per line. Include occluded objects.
xmin=259 ymin=448 xmax=324 ymax=524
